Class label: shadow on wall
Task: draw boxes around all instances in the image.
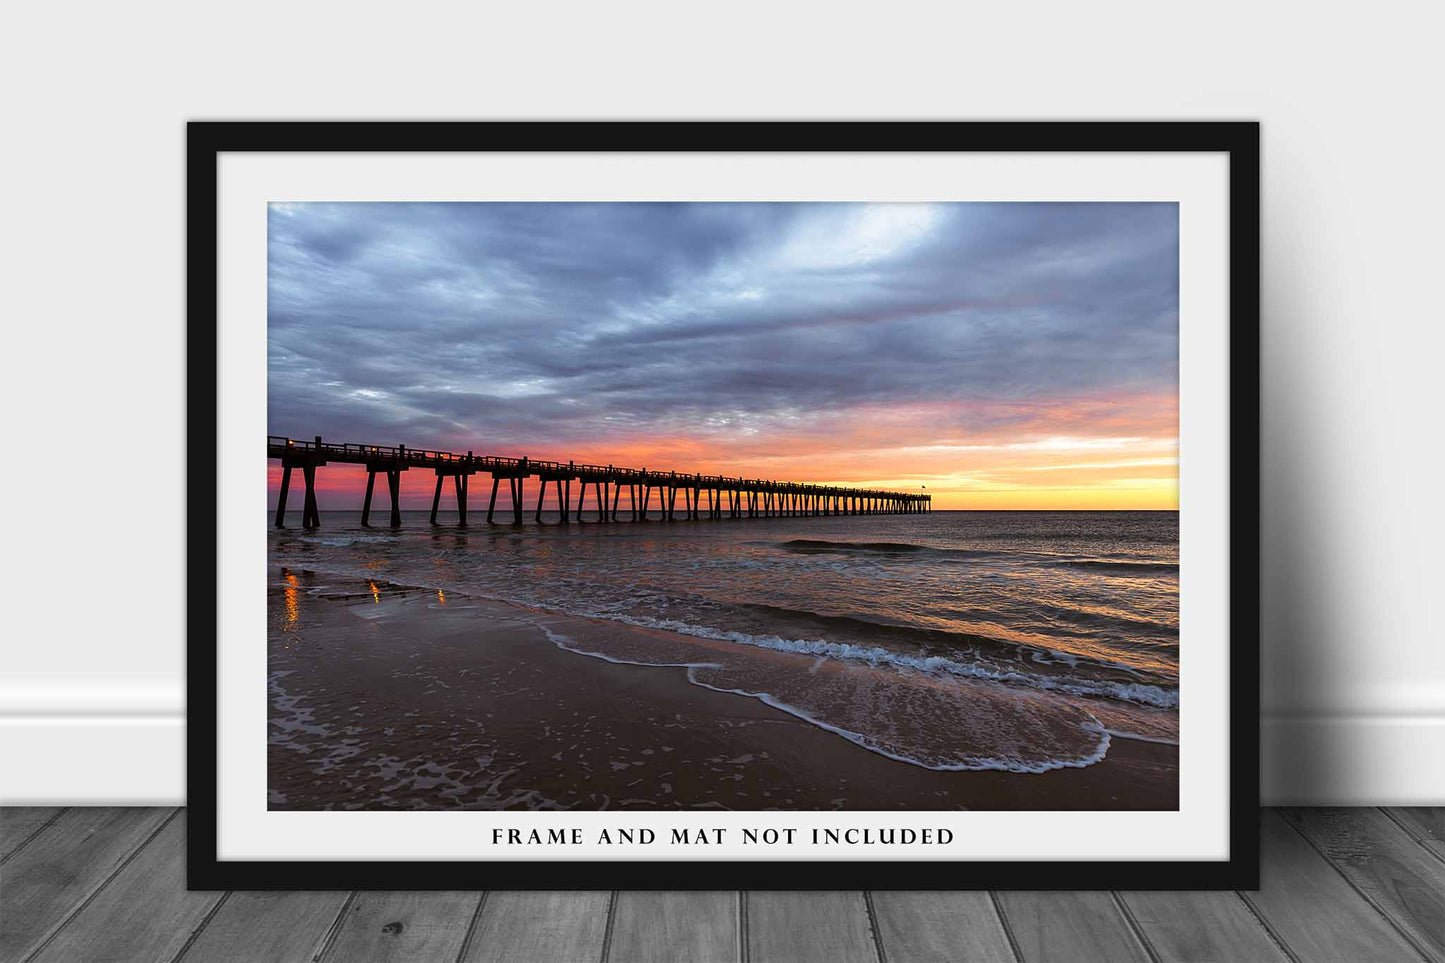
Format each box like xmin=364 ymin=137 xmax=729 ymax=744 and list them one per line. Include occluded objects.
xmin=1260 ymin=395 xmax=1344 ymax=800
xmin=1258 ymin=235 xmax=1377 ymax=803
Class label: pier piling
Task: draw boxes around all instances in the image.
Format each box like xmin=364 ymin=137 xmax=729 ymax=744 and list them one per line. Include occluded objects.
xmin=275 ymin=465 xmax=292 ymax=528
xmin=301 ymin=465 xmax=319 ymax=528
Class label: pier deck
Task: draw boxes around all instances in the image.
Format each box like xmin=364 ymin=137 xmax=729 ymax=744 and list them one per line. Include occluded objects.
xmin=268 ymin=435 xmax=930 ymax=528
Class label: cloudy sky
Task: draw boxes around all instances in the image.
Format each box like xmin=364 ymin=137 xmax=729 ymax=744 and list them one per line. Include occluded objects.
xmin=268 ymin=202 xmax=1178 ymax=510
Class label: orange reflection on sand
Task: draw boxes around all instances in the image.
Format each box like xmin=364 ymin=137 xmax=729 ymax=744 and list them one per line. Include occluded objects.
xmin=368 ymin=580 xmax=381 ymax=604
xmin=283 ymin=571 xmax=300 ymax=624
xmin=437 ymin=590 xmax=447 ymax=606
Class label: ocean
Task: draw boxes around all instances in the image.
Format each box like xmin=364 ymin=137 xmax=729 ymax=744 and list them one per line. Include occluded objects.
xmin=269 ymin=510 xmax=1179 ymax=777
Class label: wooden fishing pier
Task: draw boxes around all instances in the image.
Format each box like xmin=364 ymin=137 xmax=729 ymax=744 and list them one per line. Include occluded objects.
xmin=269 ymin=435 xmax=930 ymax=528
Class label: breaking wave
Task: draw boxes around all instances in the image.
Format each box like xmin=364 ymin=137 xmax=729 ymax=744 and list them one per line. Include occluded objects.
xmin=591 ymin=613 xmax=1178 ymax=709
xmin=1050 ymin=559 xmax=1179 ymax=577
xmin=779 ymin=538 xmax=1002 ymax=559
xmin=539 ymin=623 xmax=1115 ymax=773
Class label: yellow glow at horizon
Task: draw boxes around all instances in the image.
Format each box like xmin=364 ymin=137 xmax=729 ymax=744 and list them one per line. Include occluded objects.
xmin=841 ymin=471 xmax=1177 ymax=511
xmin=930 ymin=484 xmax=1177 ymax=511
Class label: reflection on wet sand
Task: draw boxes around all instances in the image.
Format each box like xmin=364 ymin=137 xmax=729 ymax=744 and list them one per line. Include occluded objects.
xmin=283 ymin=569 xmax=300 ymax=624
xmin=266 ymin=570 xmax=1180 ymax=812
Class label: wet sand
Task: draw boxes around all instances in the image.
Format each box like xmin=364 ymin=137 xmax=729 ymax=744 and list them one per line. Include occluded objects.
xmin=268 ymin=570 xmax=1178 ymax=811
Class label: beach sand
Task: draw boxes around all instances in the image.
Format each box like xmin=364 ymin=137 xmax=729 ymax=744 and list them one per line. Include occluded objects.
xmin=268 ymin=570 xmax=1178 ymax=811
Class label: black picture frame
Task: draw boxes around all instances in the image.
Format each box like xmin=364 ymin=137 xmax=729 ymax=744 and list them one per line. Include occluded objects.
xmin=188 ymin=120 xmax=1260 ymax=891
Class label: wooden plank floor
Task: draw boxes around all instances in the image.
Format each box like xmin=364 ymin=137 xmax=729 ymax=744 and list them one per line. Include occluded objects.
xmin=1 ymin=808 xmax=1440 ymax=962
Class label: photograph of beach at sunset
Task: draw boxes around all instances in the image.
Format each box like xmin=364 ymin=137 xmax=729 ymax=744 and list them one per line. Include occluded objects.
xmin=266 ymin=201 xmax=1180 ymax=812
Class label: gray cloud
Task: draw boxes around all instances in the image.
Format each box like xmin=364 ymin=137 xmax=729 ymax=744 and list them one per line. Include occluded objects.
xmin=268 ymin=202 xmax=1178 ymax=452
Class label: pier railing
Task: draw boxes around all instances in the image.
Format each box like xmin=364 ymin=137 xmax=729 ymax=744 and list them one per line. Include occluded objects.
xmin=268 ymin=434 xmax=929 ymax=528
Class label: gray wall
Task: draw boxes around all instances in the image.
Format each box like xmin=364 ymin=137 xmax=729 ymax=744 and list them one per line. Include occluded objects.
xmin=1 ymin=2 xmax=1440 ymax=803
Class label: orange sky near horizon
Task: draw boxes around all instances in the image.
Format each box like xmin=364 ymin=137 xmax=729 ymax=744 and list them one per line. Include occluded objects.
xmin=267 ymin=391 xmax=1178 ymax=512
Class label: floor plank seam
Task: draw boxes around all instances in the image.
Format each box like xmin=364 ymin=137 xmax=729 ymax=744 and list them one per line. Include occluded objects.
xmin=1109 ymin=891 xmax=1161 ymax=963
xmin=597 ymin=889 xmax=619 ymax=963
xmin=0 ymin=808 xmax=68 ymax=867
xmin=862 ymin=891 xmax=888 ymax=963
xmin=986 ymin=892 xmax=1025 ymax=963
xmin=451 ymin=891 xmax=489 ymax=963
xmin=167 ymin=890 xmax=233 ymax=963
xmin=20 ymin=807 xmax=181 ymax=963
xmin=1282 ymin=810 xmax=1437 ymax=963
xmin=311 ymin=890 xmax=359 ymax=963
xmin=738 ymin=891 xmax=749 ymax=963
xmin=1380 ymin=807 xmax=1445 ymax=868
xmin=1232 ymin=891 xmax=1303 ymax=963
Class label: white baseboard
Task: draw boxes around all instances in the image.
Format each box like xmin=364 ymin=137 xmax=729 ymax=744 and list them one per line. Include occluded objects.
xmin=3 ymin=711 xmax=1441 ymax=805
xmin=0 ymin=716 xmax=185 ymax=805
xmin=1261 ymin=714 xmax=1445 ymax=805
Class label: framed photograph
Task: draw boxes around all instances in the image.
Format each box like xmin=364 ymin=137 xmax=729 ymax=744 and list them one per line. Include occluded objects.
xmin=189 ymin=121 xmax=1259 ymax=889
